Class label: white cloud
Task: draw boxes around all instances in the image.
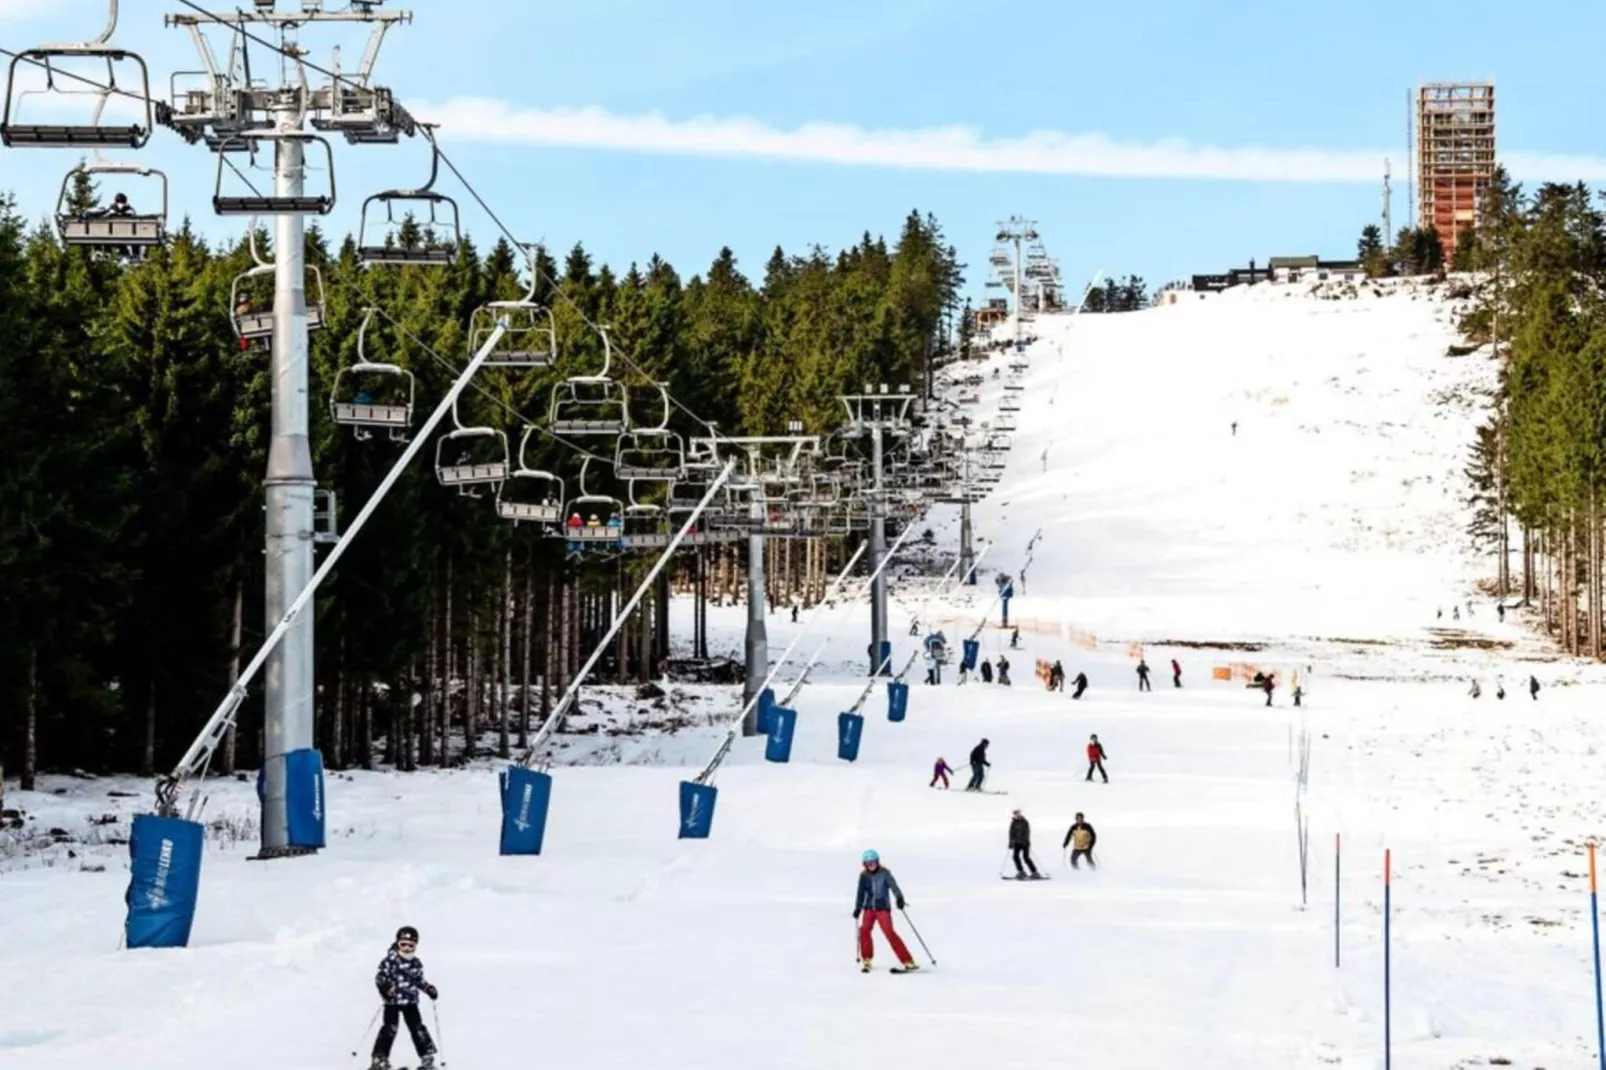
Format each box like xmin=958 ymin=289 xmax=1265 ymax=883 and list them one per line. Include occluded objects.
xmin=412 ymin=96 xmax=1606 ymax=185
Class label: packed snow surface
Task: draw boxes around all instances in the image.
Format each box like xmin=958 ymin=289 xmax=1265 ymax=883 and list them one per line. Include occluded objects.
xmin=6 ymin=279 xmax=1605 ymax=1070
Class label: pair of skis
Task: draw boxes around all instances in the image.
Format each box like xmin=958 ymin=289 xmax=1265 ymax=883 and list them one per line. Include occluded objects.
xmin=1001 ymin=872 xmax=1052 ymax=881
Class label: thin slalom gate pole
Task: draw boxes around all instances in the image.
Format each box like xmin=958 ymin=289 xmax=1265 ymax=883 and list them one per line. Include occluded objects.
xmin=1334 ymin=832 xmax=1341 ymax=968
xmin=161 ymin=318 xmax=512 ymax=813
xmin=1592 ymin=842 xmax=1604 ymax=1070
xmin=891 ymin=540 xmax=995 ymax=686
xmin=519 ymin=460 xmax=736 ymax=767
xmin=781 ymin=522 xmax=919 ymax=708
xmin=692 ymin=541 xmax=870 ymax=784
xmin=1384 ymin=847 xmax=1392 ymax=1070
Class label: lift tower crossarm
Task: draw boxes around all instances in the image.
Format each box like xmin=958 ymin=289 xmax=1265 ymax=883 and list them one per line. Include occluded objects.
xmin=156 ymin=318 xmax=510 ymax=817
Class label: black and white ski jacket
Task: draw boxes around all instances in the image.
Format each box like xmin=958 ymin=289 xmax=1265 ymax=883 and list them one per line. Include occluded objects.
xmin=375 ymin=945 xmax=429 ymax=1005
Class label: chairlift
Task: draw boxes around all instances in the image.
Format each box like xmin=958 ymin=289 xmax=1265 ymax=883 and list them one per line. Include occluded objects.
xmin=2 ymin=3 xmax=155 ymax=148
xmin=229 ymin=233 xmax=328 ymax=341
xmin=213 ymin=132 xmax=336 ymax=216
xmin=357 ymin=135 xmax=461 ymax=265
xmin=549 ymin=329 xmax=629 ymax=436
xmin=614 ymin=428 xmax=685 ymax=482
xmin=330 ymin=308 xmax=415 ymax=440
xmin=496 ymin=425 xmax=565 ymax=525
xmin=560 ymin=460 xmax=625 ymax=547
xmin=621 ymin=503 xmax=672 ymax=551
xmin=470 ymin=249 xmax=557 ymax=366
xmin=434 ymin=395 xmax=509 ymax=495
xmin=54 ymin=160 xmax=167 ymax=250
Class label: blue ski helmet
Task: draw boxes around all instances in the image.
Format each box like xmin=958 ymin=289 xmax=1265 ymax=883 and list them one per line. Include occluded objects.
xmin=862 ymin=849 xmax=880 ymax=864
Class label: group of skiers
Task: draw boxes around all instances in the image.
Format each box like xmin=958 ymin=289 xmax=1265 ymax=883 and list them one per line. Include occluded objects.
xmin=1004 ymin=809 xmax=1099 ymax=878
xmin=1045 ymin=660 xmax=1089 ymax=698
xmin=1468 ymin=674 xmax=1540 ymax=701
xmin=965 ymin=655 xmax=1011 ymax=685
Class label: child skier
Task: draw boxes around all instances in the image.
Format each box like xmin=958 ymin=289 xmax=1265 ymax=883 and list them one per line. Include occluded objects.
xmin=854 ymin=850 xmax=916 ymax=972
xmin=1085 ymin=734 xmax=1108 ymax=783
xmin=371 ymin=926 xmax=439 ymax=1070
xmin=1171 ymin=658 xmax=1182 ymax=688
xmin=930 ymin=757 xmax=953 ymax=789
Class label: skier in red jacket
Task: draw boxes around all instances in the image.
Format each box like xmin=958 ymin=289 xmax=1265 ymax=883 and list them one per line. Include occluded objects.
xmin=1085 ymin=734 xmax=1108 ymax=783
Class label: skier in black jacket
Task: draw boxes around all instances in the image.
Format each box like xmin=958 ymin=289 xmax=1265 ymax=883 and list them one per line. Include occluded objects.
xmin=371 ymin=926 xmax=439 ymax=1070
xmin=1008 ymin=809 xmax=1040 ymax=878
xmin=965 ymin=738 xmax=991 ymax=790
xmin=1071 ymin=671 xmax=1089 ymax=700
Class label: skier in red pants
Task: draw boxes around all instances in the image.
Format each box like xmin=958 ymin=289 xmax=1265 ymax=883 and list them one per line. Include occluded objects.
xmin=854 ymin=850 xmax=917 ymax=972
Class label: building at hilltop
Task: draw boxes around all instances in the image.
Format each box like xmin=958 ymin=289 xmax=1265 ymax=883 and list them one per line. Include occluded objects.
xmin=1415 ymin=82 xmax=1496 ymax=245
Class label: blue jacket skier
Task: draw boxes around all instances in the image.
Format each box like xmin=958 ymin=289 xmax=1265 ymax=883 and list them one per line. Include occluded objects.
xmin=854 ymin=850 xmax=916 ymax=971
xmin=372 ymin=926 xmax=438 ymax=1070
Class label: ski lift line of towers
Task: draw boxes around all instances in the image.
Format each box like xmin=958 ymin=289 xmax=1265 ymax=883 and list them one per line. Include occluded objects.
xmin=0 ymin=2 xmax=1028 ymax=833
xmin=986 ymin=216 xmax=1063 ymax=347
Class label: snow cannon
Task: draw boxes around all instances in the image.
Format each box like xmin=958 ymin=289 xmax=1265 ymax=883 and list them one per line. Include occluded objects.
xmin=498 ymin=764 xmax=553 ymax=855
xmin=837 ymin=711 xmax=865 ymax=762
xmin=124 ymin=813 xmax=204 ymax=949
xmin=886 ymin=680 xmax=910 ymax=722
xmin=765 ymin=705 xmax=798 ymax=763
xmin=252 ymin=747 xmax=328 ymax=849
xmin=678 ymin=780 xmax=717 ymax=839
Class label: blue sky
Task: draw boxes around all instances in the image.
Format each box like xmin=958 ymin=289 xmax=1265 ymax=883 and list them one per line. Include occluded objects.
xmin=3 ymin=0 xmax=1605 ymax=304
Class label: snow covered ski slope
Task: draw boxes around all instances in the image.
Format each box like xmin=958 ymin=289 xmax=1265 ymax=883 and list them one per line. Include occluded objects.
xmin=7 ymin=279 xmax=1606 ymax=1070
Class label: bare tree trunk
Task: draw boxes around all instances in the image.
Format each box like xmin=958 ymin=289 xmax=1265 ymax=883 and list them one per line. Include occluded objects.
xmin=500 ymin=549 xmax=514 ymax=758
xmin=444 ymin=557 xmax=456 ymax=766
xmin=142 ymin=676 xmax=157 ymax=778
xmin=220 ymin=578 xmax=244 ymax=775
xmin=22 ymin=643 xmax=38 ymax=790
xmin=360 ymin=677 xmax=374 ymax=771
xmin=421 ymin=576 xmax=438 ymax=766
xmin=520 ymin=557 xmax=534 ymax=748
xmin=1523 ymin=522 xmax=1536 ymax=604
xmin=466 ymin=611 xmax=480 ymax=760
xmin=541 ymin=571 xmax=554 ymax=728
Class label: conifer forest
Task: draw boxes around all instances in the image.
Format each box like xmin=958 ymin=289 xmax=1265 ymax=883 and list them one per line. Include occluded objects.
xmin=0 ymin=174 xmax=962 ymax=787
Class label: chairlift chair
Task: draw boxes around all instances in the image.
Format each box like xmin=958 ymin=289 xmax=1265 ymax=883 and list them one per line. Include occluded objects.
xmin=356 ymin=138 xmax=461 ymax=265
xmin=213 ymin=132 xmax=337 ymax=216
xmin=496 ymin=427 xmax=565 ymax=525
xmin=2 ymin=3 xmax=155 ymax=148
xmin=999 ymin=396 xmax=1021 ymax=413
xmin=548 ymin=328 xmax=630 ymax=435
xmin=230 ymin=262 xmax=328 ymax=341
xmin=435 ymin=396 xmax=510 ymax=494
xmin=621 ymin=504 xmax=672 ymax=551
xmin=560 ymin=494 xmax=625 ymax=547
xmin=330 ymin=308 xmax=415 ymax=440
xmin=995 ymin=414 xmax=1017 ymax=433
xmin=614 ymin=428 xmax=685 ymax=482
xmin=55 ymin=161 xmax=167 ymax=250
xmin=470 ymin=303 xmax=556 ymax=369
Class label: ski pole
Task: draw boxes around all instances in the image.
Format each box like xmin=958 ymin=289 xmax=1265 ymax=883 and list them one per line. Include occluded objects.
xmin=899 ymin=907 xmax=937 ymax=966
xmin=349 ymin=1006 xmax=381 ymax=1059
xmin=432 ymin=999 xmax=445 ymax=1062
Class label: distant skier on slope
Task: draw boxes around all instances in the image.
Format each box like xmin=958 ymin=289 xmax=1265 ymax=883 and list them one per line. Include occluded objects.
xmin=980 ymin=658 xmax=994 ymax=684
xmin=1468 ymin=679 xmax=1481 ymax=699
xmin=1085 ymin=734 xmax=1109 ymax=783
xmin=1171 ymin=658 xmax=1182 ymax=688
xmin=997 ymin=655 xmax=1011 ymax=686
xmin=1048 ymin=660 xmax=1065 ymax=691
xmin=1063 ymin=813 xmax=1097 ymax=869
xmin=1008 ymin=809 xmax=1041 ymax=879
xmin=966 ymin=738 xmax=991 ymax=790
xmin=1010 ymin=627 xmax=1021 ymax=649
xmin=1261 ymin=673 xmax=1275 ymax=707
xmin=1530 ymin=675 xmax=1541 ymax=700
xmin=930 ymin=757 xmax=953 ymax=789
xmin=924 ymin=653 xmax=939 ymax=686
xmin=854 ymin=850 xmax=917 ymax=972
xmin=1496 ymin=676 xmax=1506 ymax=700
xmin=371 ymin=926 xmax=439 ymax=1070
xmin=1071 ymin=671 xmax=1089 ymax=700
xmin=1136 ymin=659 xmax=1151 ymax=691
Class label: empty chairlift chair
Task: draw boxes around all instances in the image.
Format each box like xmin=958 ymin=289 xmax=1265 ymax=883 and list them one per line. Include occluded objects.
xmin=471 ymin=249 xmax=557 ymax=368
xmin=2 ymin=3 xmax=155 ymax=148
xmin=621 ymin=503 xmax=673 ymax=551
xmin=549 ymin=327 xmax=629 ymax=436
xmin=330 ymin=308 xmax=415 ymax=441
xmin=613 ymin=386 xmax=683 ymax=480
xmin=495 ymin=425 xmax=565 ymax=525
xmin=356 ymin=135 xmax=461 ymax=265
xmin=213 ymin=132 xmax=336 ymax=216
